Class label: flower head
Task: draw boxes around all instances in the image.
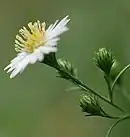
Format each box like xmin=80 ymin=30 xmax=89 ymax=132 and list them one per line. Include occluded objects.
xmin=94 ymin=48 xmax=115 ymax=75
xmin=4 ymin=16 xmax=70 ymax=78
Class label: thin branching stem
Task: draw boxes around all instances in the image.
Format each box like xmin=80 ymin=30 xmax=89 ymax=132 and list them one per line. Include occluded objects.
xmin=55 ymin=66 xmax=126 ymax=113
xmin=106 ymin=115 xmax=130 ymax=137
xmin=111 ymin=64 xmax=130 ymax=91
xmin=104 ymin=75 xmax=113 ymax=103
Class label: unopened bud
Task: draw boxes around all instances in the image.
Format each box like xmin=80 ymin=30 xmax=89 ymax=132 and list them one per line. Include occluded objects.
xmin=94 ymin=48 xmax=115 ymax=75
xmin=57 ymin=59 xmax=77 ymax=79
xmin=80 ymin=94 xmax=105 ymax=117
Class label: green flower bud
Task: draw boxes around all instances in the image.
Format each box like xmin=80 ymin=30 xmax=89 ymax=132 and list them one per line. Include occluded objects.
xmin=57 ymin=59 xmax=77 ymax=79
xmin=80 ymin=94 xmax=104 ymax=116
xmin=94 ymin=48 xmax=115 ymax=75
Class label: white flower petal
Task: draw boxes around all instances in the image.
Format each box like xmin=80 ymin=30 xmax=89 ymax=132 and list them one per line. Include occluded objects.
xmin=37 ymin=52 xmax=44 ymax=61
xmin=39 ymin=46 xmax=57 ymax=54
xmin=5 ymin=50 xmax=45 ymax=78
xmin=44 ymin=37 xmax=60 ymax=47
xmin=11 ymin=52 xmax=27 ymax=64
xmin=27 ymin=54 xmax=38 ymax=64
xmin=10 ymin=58 xmax=29 ymax=78
xmin=10 ymin=69 xmax=20 ymax=78
xmin=45 ymin=15 xmax=70 ymax=46
xmin=4 ymin=64 xmax=12 ymax=71
xmin=4 ymin=52 xmax=27 ymax=71
xmin=7 ymin=66 xmax=15 ymax=73
xmin=33 ymin=49 xmax=44 ymax=61
xmin=46 ymin=20 xmax=59 ymax=32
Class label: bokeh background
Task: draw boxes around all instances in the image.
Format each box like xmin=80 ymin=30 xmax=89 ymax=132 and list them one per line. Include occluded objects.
xmin=1 ymin=0 xmax=130 ymax=136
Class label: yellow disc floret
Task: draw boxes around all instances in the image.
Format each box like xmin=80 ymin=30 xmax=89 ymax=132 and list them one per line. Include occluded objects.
xmin=15 ymin=20 xmax=46 ymax=53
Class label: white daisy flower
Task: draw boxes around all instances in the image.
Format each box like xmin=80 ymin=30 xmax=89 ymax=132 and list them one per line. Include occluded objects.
xmin=4 ymin=16 xmax=70 ymax=78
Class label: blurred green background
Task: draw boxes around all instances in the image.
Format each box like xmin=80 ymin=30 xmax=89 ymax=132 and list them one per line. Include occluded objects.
xmin=1 ymin=0 xmax=130 ymax=136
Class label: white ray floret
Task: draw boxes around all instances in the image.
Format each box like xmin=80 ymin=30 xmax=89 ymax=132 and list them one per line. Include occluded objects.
xmin=4 ymin=16 xmax=70 ymax=78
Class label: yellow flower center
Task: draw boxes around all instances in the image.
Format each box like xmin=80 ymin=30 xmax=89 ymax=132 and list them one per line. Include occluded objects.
xmin=15 ymin=21 xmax=46 ymax=53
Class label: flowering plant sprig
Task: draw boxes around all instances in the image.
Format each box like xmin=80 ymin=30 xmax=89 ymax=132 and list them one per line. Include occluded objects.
xmin=4 ymin=16 xmax=130 ymax=137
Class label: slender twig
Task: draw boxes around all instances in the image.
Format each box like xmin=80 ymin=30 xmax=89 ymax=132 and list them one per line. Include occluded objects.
xmin=106 ymin=115 xmax=130 ymax=137
xmin=100 ymin=107 xmax=121 ymax=119
xmin=111 ymin=64 xmax=130 ymax=91
xmin=104 ymin=75 xmax=113 ymax=103
xmin=84 ymin=115 xmax=120 ymax=119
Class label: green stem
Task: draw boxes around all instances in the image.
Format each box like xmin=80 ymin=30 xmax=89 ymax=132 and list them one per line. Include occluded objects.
xmin=106 ymin=115 xmax=130 ymax=137
xmin=100 ymin=107 xmax=121 ymax=119
xmin=104 ymin=75 xmax=113 ymax=103
xmin=85 ymin=115 xmax=120 ymax=119
xmin=55 ymin=66 xmax=126 ymax=113
xmin=111 ymin=64 xmax=130 ymax=91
